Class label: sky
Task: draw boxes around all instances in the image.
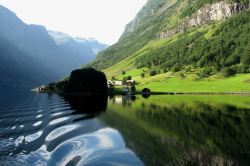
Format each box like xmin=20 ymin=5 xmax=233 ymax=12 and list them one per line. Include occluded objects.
xmin=0 ymin=0 xmax=147 ymax=45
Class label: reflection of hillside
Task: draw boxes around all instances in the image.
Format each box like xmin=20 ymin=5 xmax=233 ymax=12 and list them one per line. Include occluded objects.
xmin=100 ymin=110 xmax=179 ymax=166
xmin=102 ymin=96 xmax=250 ymax=165
xmin=137 ymin=101 xmax=250 ymax=163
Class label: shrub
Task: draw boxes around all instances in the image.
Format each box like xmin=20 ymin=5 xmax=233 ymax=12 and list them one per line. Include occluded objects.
xmin=198 ymin=68 xmax=213 ymax=78
xmin=141 ymin=88 xmax=151 ymax=98
xmin=223 ymin=67 xmax=236 ymax=77
xmin=180 ymin=73 xmax=185 ymax=79
xmin=172 ymin=65 xmax=181 ymax=72
xmin=127 ymin=76 xmax=132 ymax=80
xmin=236 ymin=65 xmax=250 ymax=73
xmin=242 ymin=53 xmax=250 ymax=65
xmin=131 ymin=85 xmax=136 ymax=92
xmin=163 ymin=68 xmax=168 ymax=73
xmin=203 ymin=67 xmax=213 ymax=76
xmin=149 ymin=70 xmax=157 ymax=76
xmin=185 ymin=66 xmax=192 ymax=72
xmin=141 ymin=73 xmax=145 ymax=78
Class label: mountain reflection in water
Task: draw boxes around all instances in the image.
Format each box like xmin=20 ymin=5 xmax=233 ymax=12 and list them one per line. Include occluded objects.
xmin=0 ymin=92 xmax=250 ymax=165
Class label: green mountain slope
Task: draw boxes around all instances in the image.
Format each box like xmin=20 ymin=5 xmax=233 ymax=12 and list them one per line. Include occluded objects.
xmin=89 ymin=0 xmax=249 ymax=71
xmin=88 ymin=0 xmax=179 ymax=69
xmin=87 ymin=0 xmax=250 ymax=92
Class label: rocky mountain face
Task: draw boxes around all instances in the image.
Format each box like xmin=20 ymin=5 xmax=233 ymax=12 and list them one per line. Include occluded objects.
xmin=158 ymin=1 xmax=250 ymax=39
xmin=119 ymin=0 xmax=180 ymax=37
xmin=121 ymin=0 xmax=175 ymax=35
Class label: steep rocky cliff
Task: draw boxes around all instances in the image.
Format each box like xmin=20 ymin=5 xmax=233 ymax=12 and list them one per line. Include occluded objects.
xmin=158 ymin=1 xmax=250 ymax=39
xmin=122 ymin=0 xmax=176 ymax=35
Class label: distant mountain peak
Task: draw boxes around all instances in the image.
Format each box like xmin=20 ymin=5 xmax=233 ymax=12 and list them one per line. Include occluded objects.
xmin=48 ymin=30 xmax=74 ymax=44
xmin=74 ymin=37 xmax=100 ymax=44
xmin=48 ymin=30 xmax=108 ymax=54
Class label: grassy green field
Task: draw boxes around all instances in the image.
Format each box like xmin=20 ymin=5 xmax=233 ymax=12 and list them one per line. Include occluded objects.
xmin=106 ymin=69 xmax=250 ymax=92
xmin=136 ymin=74 xmax=250 ymax=92
xmin=104 ymin=54 xmax=250 ymax=92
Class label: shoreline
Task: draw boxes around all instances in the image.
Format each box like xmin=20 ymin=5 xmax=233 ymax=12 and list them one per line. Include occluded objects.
xmin=32 ymin=89 xmax=250 ymax=96
xmin=148 ymin=92 xmax=250 ymax=95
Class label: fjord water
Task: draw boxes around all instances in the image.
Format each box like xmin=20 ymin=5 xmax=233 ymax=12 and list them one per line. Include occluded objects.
xmin=0 ymin=92 xmax=250 ymax=165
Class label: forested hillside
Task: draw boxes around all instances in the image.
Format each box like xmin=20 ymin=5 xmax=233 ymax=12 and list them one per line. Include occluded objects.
xmin=88 ymin=0 xmax=250 ymax=77
xmin=135 ymin=11 xmax=250 ymax=75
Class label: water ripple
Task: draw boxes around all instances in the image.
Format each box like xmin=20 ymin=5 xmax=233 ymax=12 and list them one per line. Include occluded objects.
xmin=0 ymin=92 xmax=143 ymax=165
xmin=19 ymin=128 xmax=143 ymax=166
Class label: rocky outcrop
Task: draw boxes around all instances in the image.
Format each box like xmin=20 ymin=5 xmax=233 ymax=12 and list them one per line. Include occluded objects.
xmin=123 ymin=0 xmax=177 ymax=34
xmin=158 ymin=1 xmax=250 ymax=39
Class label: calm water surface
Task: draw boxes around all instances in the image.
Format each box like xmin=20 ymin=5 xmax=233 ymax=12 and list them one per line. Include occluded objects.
xmin=0 ymin=91 xmax=250 ymax=165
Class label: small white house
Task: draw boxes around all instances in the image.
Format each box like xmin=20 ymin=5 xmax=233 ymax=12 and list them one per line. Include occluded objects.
xmin=126 ymin=80 xmax=136 ymax=85
xmin=107 ymin=80 xmax=114 ymax=88
xmin=107 ymin=80 xmax=123 ymax=87
xmin=114 ymin=81 xmax=123 ymax=86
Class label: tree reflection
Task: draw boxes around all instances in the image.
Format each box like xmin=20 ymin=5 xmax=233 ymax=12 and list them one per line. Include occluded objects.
xmin=63 ymin=95 xmax=108 ymax=116
xmin=102 ymin=96 xmax=250 ymax=165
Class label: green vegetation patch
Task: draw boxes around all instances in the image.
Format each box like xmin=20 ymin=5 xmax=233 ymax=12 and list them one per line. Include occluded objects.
xmin=137 ymin=74 xmax=250 ymax=92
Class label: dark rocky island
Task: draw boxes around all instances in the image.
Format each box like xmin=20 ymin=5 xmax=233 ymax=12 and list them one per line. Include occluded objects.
xmin=48 ymin=68 xmax=108 ymax=95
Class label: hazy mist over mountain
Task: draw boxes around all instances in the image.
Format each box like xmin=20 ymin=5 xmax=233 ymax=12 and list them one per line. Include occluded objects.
xmin=0 ymin=5 xmax=107 ymax=89
xmin=49 ymin=31 xmax=108 ymax=55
